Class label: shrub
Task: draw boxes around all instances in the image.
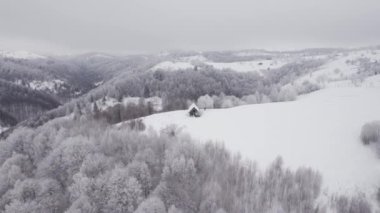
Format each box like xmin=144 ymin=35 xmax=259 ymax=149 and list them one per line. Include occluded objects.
xmin=278 ymin=85 xmax=297 ymax=101
xmin=124 ymin=119 xmax=146 ymax=131
xmin=297 ymin=80 xmax=320 ymax=95
xmin=331 ymin=194 xmax=372 ymax=213
xmin=360 ymin=121 xmax=380 ymax=144
xmin=160 ymin=124 xmax=183 ymax=137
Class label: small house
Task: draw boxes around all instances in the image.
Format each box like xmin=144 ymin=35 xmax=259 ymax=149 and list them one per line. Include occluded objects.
xmin=187 ymin=103 xmax=201 ymax=117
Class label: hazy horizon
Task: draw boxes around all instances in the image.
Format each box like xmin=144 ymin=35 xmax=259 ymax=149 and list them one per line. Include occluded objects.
xmin=1 ymin=0 xmax=380 ymax=54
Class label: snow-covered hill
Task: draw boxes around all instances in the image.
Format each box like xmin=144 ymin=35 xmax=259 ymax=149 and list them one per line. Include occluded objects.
xmin=205 ymin=59 xmax=287 ymax=74
xmin=294 ymin=49 xmax=380 ymax=89
xmin=151 ymin=61 xmax=195 ymax=71
xmin=150 ymin=58 xmax=287 ymax=73
xmin=0 ymin=50 xmax=46 ymax=59
xmin=141 ymin=87 xmax=380 ymax=198
xmin=149 ymin=49 xmax=380 ymax=86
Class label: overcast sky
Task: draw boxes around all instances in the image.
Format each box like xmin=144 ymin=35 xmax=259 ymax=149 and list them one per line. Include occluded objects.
xmin=0 ymin=0 xmax=380 ymax=54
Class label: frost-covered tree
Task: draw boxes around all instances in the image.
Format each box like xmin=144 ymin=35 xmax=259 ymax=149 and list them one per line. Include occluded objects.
xmin=0 ymin=153 xmax=29 ymax=199
xmin=127 ymin=161 xmax=152 ymax=197
xmin=220 ymin=98 xmax=233 ymax=108
xmin=168 ymin=205 xmax=184 ymax=213
xmin=36 ymin=135 xmax=93 ymax=187
xmin=105 ymin=167 xmax=143 ymax=213
xmin=331 ymin=194 xmax=372 ymax=213
xmin=199 ymin=181 xmax=222 ymax=213
xmin=4 ymin=200 xmax=39 ymax=213
xmin=4 ymin=178 xmax=64 ymax=213
xmin=242 ymin=94 xmax=259 ymax=104
xmin=278 ymin=85 xmax=297 ymax=102
xmin=214 ymin=208 xmax=227 ymax=213
xmin=92 ymin=102 xmax=100 ymax=119
xmin=73 ymin=103 xmax=82 ymax=120
xmin=134 ymin=196 xmax=166 ymax=213
xmin=155 ymin=148 xmax=199 ymax=213
xmin=79 ymin=153 xmax=111 ymax=178
xmin=197 ymin=95 xmax=214 ymax=109
xmin=65 ymin=195 xmax=96 ymax=213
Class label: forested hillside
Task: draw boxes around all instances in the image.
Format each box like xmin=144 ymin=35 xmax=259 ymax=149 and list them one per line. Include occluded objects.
xmin=0 ymin=52 xmax=153 ymax=129
xmin=0 ymin=79 xmax=60 ymax=124
xmin=0 ymin=115 xmax=371 ymax=213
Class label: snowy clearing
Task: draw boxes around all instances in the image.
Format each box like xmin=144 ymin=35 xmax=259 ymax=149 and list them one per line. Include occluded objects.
xmin=205 ymin=59 xmax=287 ymax=73
xmin=29 ymin=79 xmax=65 ymax=93
xmin=150 ymin=61 xmax=194 ymax=71
xmin=150 ymin=58 xmax=288 ymax=74
xmin=142 ymin=87 xmax=380 ymax=197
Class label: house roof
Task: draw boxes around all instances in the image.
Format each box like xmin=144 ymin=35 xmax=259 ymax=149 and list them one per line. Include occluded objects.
xmin=187 ymin=103 xmax=199 ymax=113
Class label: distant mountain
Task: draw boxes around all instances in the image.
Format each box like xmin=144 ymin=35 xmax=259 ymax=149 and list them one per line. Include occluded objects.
xmin=0 ymin=56 xmax=101 ymax=101
xmin=0 ymin=50 xmax=46 ymax=60
xmin=148 ymin=47 xmax=380 ymax=88
xmin=0 ymin=51 xmax=156 ymax=132
xmin=0 ymin=51 xmax=155 ymax=101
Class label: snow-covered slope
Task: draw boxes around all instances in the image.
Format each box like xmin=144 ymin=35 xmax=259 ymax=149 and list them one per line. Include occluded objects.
xmin=149 ymin=49 xmax=380 ymax=87
xmin=14 ymin=79 xmax=67 ymax=94
xmin=150 ymin=61 xmax=194 ymax=71
xmin=294 ymin=49 xmax=380 ymax=88
xmin=150 ymin=56 xmax=287 ymax=73
xmin=205 ymin=59 xmax=287 ymax=73
xmin=0 ymin=50 xmax=46 ymax=59
xmin=29 ymin=79 xmax=65 ymax=92
xmin=0 ymin=125 xmax=8 ymax=134
xmin=142 ymin=87 xmax=380 ymax=197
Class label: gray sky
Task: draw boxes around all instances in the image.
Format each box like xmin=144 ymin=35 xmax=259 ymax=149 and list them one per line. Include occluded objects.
xmin=1 ymin=0 xmax=380 ymax=54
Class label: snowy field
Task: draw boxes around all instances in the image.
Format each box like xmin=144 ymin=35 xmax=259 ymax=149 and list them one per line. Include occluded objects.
xmin=205 ymin=59 xmax=287 ymax=73
xmin=150 ymin=61 xmax=195 ymax=71
xmin=150 ymin=58 xmax=288 ymax=73
xmin=142 ymin=87 xmax=380 ymax=197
